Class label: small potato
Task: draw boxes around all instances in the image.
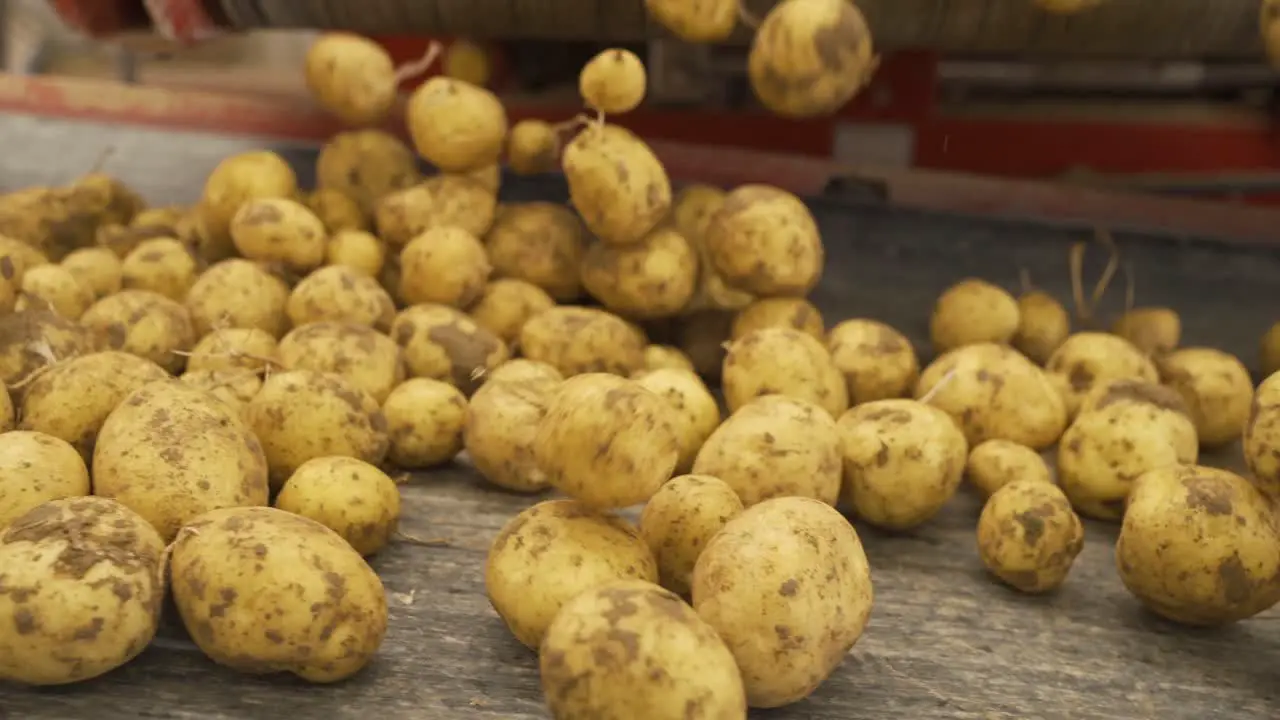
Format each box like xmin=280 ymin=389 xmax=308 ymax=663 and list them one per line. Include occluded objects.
xmin=80 ymin=289 xmax=195 ymax=373
xmin=826 ymin=318 xmax=919 ymax=405
xmin=1262 ymin=321 xmax=1280 ymax=377
xmin=274 ymin=456 xmax=401 ymax=555
xmin=1244 ymin=371 xmax=1280 ymax=498
xmin=703 ymin=185 xmax=823 ymax=297
xmin=505 ymin=119 xmax=559 ymax=175
xmin=230 ymin=198 xmax=327 ymax=273
xmin=484 ymin=202 xmax=587 ymax=300
xmin=406 ymin=77 xmax=509 ymax=172
xmin=465 ymin=367 xmax=560 ymax=492
xmin=326 ymin=229 xmax=384 ymax=276
xmin=185 ymin=258 xmax=291 ymax=338
xmin=120 ymin=237 xmax=199 ymax=301
xmin=748 ymin=0 xmax=877 ymax=118
xmin=929 ymin=278 xmax=1020 ymax=353
xmin=916 ymin=343 xmax=1067 ymax=450
xmin=391 ymin=303 xmax=510 ymax=393
xmin=563 ymin=123 xmax=671 ymax=246
xmin=977 ymin=480 xmax=1084 ymax=593
xmin=677 ymin=310 xmax=733 ymax=380
xmin=731 ymin=297 xmax=823 ymax=341
xmin=277 ymin=322 xmax=404 ymax=402
xmin=965 ymin=439 xmax=1052 ymax=498
xmin=0 ymin=234 xmax=45 ymax=282
xmin=468 ymin=278 xmax=555 ymax=345
xmin=179 ymin=368 xmax=262 ymax=416
xmin=633 ymin=368 xmax=721 ymax=473
xmin=540 ymin=580 xmax=747 ymax=719
xmin=93 ymin=380 xmax=270 ymax=541
xmin=308 ymin=188 xmax=368 ymax=233
xmin=1116 ymin=465 xmax=1280 ymax=625
xmin=304 ymin=33 xmax=398 ymax=127
xmin=579 ymin=48 xmax=647 ymax=115
xmin=1156 ymin=347 xmax=1253 ymax=448
xmin=399 ymin=226 xmax=491 ymax=307
xmin=580 ymin=226 xmax=698 ymax=318
xmin=639 ymin=475 xmax=744 ymax=597
xmin=170 ymin=506 xmax=387 ymax=682
xmin=60 ymin=247 xmax=122 ymax=299
xmin=383 ymin=378 xmax=466 ymax=468
xmin=722 ymin=327 xmax=848 ymax=419
xmin=246 ymin=369 xmax=390 ymax=487
xmin=317 ymin=129 xmax=422 ymax=214
xmin=1013 ymin=289 xmax=1070 ymax=365
xmin=645 ymin=0 xmax=738 ymax=42
xmin=533 ymin=373 xmax=681 ymax=508
xmin=0 ymin=308 xmax=96 ymax=386
xmin=692 ymin=496 xmax=873 ymax=708
xmin=287 ymin=264 xmax=396 ymax=331
xmin=693 ymin=395 xmax=842 ymax=507
xmin=484 ymin=499 xmax=659 ymax=649
xmin=641 ymin=344 xmax=695 ymax=373
xmin=375 ymin=174 xmax=498 ymax=245
xmin=198 ymin=151 xmax=299 ymax=253
xmin=835 ymin=399 xmax=968 ymax=530
xmin=0 ymin=431 xmax=89 ymax=527
xmin=0 ymin=497 xmax=165 ymax=685
xmin=520 ymin=305 xmax=646 ymax=377
xmin=1113 ymin=307 xmax=1180 ymax=356
xmin=1045 ymin=332 xmax=1158 ymax=418
xmin=186 ymin=327 xmax=279 ymax=373
xmin=16 ymin=264 xmax=93 ymax=319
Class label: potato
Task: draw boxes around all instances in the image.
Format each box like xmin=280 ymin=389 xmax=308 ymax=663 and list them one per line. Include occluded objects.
xmin=722 ymin=327 xmax=848 ymax=419
xmin=464 ymin=367 xmax=560 ymax=492
xmin=391 ymin=303 xmax=510 ymax=393
xmin=1156 ymin=347 xmax=1253 ymax=448
xmin=677 ymin=310 xmax=732 ymax=379
xmin=92 ymin=379 xmax=269 ymax=541
xmin=180 ymin=368 xmax=262 ymax=416
xmin=383 ymin=377 xmax=466 ymax=468
xmin=1262 ymin=321 xmax=1280 ymax=377
xmin=1012 ymin=289 xmax=1070 ymax=365
xmin=641 ymin=344 xmax=695 ymax=373
xmin=484 ymin=499 xmax=659 ymax=649
xmin=825 ymin=318 xmax=918 ymax=405
xmin=965 ymin=439 xmax=1052 ymax=498
xmin=1112 ymin=307 xmax=1180 ymax=356
xmin=229 ymin=198 xmax=327 ymax=273
xmin=540 ymin=580 xmax=747 ymax=718
xmin=486 ymin=358 xmax=564 ymax=386
xmin=580 ymin=226 xmax=698 ymax=318
xmin=730 ymin=297 xmax=822 ymax=341
xmin=60 ymin=246 xmax=121 ymax=299
xmin=461 ymin=164 xmax=502 ymax=195
xmin=277 ymin=321 xmax=404 ymax=403
xmin=977 ymin=480 xmax=1084 ymax=593
xmin=633 ymin=368 xmax=721 ymax=473
xmin=326 ymin=229 xmax=384 ymax=276
xmin=0 ymin=265 xmax=14 ymax=314
xmin=287 ymin=264 xmax=396 ymax=331
xmin=274 ymin=456 xmax=400 ymax=555
xmin=246 ymin=369 xmax=390 ymax=487
xmin=0 ymin=308 xmax=96 ymax=385
xmin=534 ymin=373 xmax=681 ymax=508
xmin=0 ymin=497 xmax=165 ymax=685
xmin=185 ymin=258 xmax=291 ymax=338
xmin=467 ymin=278 xmax=555 ymax=345
xmin=835 ymin=399 xmax=967 ymax=529
xmin=692 ymin=496 xmax=872 ymax=708
xmin=96 ymin=221 xmax=180 ymax=260
xmin=0 ymin=385 xmax=12 ymax=432
xmin=375 ymin=174 xmax=497 ymax=245
xmin=198 ymin=151 xmax=298 ymax=255
xmin=120 ymin=237 xmax=199 ymax=301
xmin=1045 ymin=332 xmax=1158 ymax=418
xmin=406 ymin=77 xmax=508 ymax=172
xmin=705 ymin=185 xmax=823 ymax=296
xmin=645 ymin=0 xmax=738 ymax=42
xmin=0 ymin=234 xmax=47 ymax=280
xmin=304 ymin=32 xmax=399 ymax=126
xmin=929 ymin=278 xmax=1020 ymax=353
xmin=748 ymin=0 xmax=877 ymax=118
xmin=1244 ymin=371 xmax=1280 ymax=499
xmin=80 ymin=289 xmax=195 ymax=374
xmin=505 ymin=119 xmax=559 ymax=175
xmin=677 ymin=187 xmax=754 ymax=313
xmin=307 ymin=188 xmax=368 ymax=233
xmin=579 ymin=48 xmax=647 ymax=115
xmin=170 ymin=506 xmax=387 ymax=682
xmin=520 ymin=306 xmax=646 ymax=377
xmin=0 ymin=431 xmax=90 ymax=528
xmin=563 ymin=123 xmax=671 ymax=246
xmin=16 ymin=264 xmax=93 ymax=319
xmin=638 ymin=475 xmax=744 ymax=597
xmin=916 ymin=343 xmax=1067 ymax=450
xmin=186 ymin=327 xmax=279 ymax=373
xmin=484 ymin=202 xmax=587 ymax=301
xmin=1116 ymin=465 xmax=1280 ymax=625
xmin=398 ymin=226 xmax=491 ymax=307
xmin=317 ymin=130 xmax=422 ymax=214
xmin=693 ymin=395 xmax=841 ymax=506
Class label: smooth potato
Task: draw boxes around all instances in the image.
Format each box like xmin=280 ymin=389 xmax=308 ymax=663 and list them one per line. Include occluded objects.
xmin=185 ymin=258 xmax=291 ymax=338
xmin=1013 ymin=289 xmax=1070 ymax=365
xmin=383 ymin=378 xmax=467 ymax=468
xmin=325 ymin=229 xmax=384 ymax=276
xmin=229 ymin=198 xmax=327 ymax=273
xmin=562 ymin=123 xmax=671 ymax=246
xmin=274 ymin=456 xmax=401 ymax=555
xmin=1113 ymin=307 xmax=1181 ymax=356
xmin=60 ymin=246 xmax=122 ymax=299
xmin=578 ymin=48 xmax=647 ymax=114
xmin=505 ymin=119 xmax=559 ymax=175
xmin=390 ymin=303 xmax=510 ymax=394
xmin=638 ymin=474 xmax=744 ymax=597
xmin=304 ymin=33 xmax=399 ymax=126
xmin=406 ymin=77 xmax=509 ymax=172
xmin=722 ymin=327 xmax=848 ymax=419
xmin=0 ymin=431 xmax=90 ymax=528
xmin=277 ymin=321 xmax=404 ymax=403
xmin=929 ymin=278 xmax=1020 ymax=353
xmin=287 ymin=264 xmax=396 ymax=331
xmin=120 ymin=237 xmax=199 ymax=301
xmin=965 ymin=439 xmax=1052 ymax=498
xmin=580 ymin=226 xmax=698 ymax=318
xmin=399 ymin=226 xmax=491 ymax=307
xmin=1156 ymin=347 xmax=1253 ymax=448
xmin=826 ymin=318 xmax=919 ymax=405
xmin=703 ymin=185 xmax=822 ymax=296
xmin=519 ymin=306 xmax=646 ymax=378
xmin=484 ymin=202 xmax=587 ymax=301
xmin=977 ymin=480 xmax=1084 ymax=593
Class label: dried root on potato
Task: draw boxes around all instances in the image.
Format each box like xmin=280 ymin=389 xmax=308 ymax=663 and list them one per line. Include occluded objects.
xmin=562 ymin=123 xmax=671 ymax=246
xmin=579 ymin=49 xmax=647 ymax=116
xmin=826 ymin=318 xmax=919 ymax=406
xmin=16 ymin=264 xmax=93 ymax=319
xmin=977 ymin=480 xmax=1084 ymax=593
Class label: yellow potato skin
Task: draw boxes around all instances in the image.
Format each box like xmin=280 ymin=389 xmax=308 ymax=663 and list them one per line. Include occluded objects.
xmin=1112 ymin=307 xmax=1180 ymax=356
xmin=325 ymin=229 xmax=384 ymax=276
xmin=0 ymin=497 xmax=166 ymax=686
xmin=274 ymin=456 xmax=401 ymax=556
xmin=645 ymin=0 xmax=738 ymax=42
xmin=485 ymin=499 xmax=659 ymax=649
xmin=731 ymin=298 xmax=823 ymax=341
xmin=308 ymin=188 xmax=368 ymax=234
xmin=1045 ymin=332 xmax=1158 ymax=418
xmin=639 ymin=475 xmax=744 ymax=598
xmin=468 ymin=279 xmax=556 ymax=345
xmin=229 ymin=198 xmax=327 ymax=273
xmin=540 ymin=580 xmax=748 ymax=720
xmin=185 ymin=258 xmax=291 ymax=338
xmin=1243 ymin=370 xmax=1280 ymax=499
xmin=316 ymin=129 xmax=422 ymax=215
xmin=505 ymin=119 xmax=559 ymax=175
xmin=375 ymin=174 xmax=497 ymax=245
xmin=464 ymin=369 xmax=559 ymax=492
xmin=722 ymin=327 xmax=848 ymax=419
xmin=406 ymin=77 xmax=509 ymax=172
xmin=826 ymin=318 xmax=919 ymax=405
xmin=484 ymin=202 xmax=587 ymax=301
xmin=198 ymin=151 xmax=298 ymax=255
xmin=0 ymin=431 xmax=90 ymax=528
xmin=179 ymin=368 xmax=262 ymax=418
xmin=390 ymin=304 xmax=510 ymax=393
xmin=170 ymin=506 xmax=388 ymax=682
xmin=17 ymin=264 xmax=93 ymax=319
xmin=0 ymin=384 xmax=12 ymax=432
xmin=704 ymin=185 xmax=823 ymax=297
xmin=287 ymin=265 xmax=397 ymax=331
xmin=578 ymin=49 xmax=647 ymax=114
xmin=277 ymin=321 xmax=405 ymax=403
xmin=519 ymin=306 xmax=646 ymax=378
xmin=1013 ymin=290 xmax=1070 ymax=365
xmin=0 ymin=308 xmax=95 ymax=386
xmin=61 ymin=246 xmax=122 ymax=299
xmin=929 ymin=278 xmax=1020 ymax=353
xmin=641 ymin=344 xmax=695 ymax=373
xmin=1156 ymin=347 xmax=1254 ymax=448
xmin=383 ymin=378 xmax=467 ymax=468
xmin=187 ymin=327 xmax=279 ymax=373
xmin=633 ymin=368 xmax=721 ymax=474
xmin=120 ymin=237 xmax=199 ymax=302
xmin=399 ymin=226 xmax=491 ymax=308
xmin=977 ymin=480 xmax=1084 ymax=593
xmin=581 ymin=226 xmax=699 ymax=318
xmin=1261 ymin=321 xmax=1280 ymax=377
xmin=965 ymin=439 xmax=1052 ymax=498
xmin=304 ymin=33 xmax=397 ymax=127
xmin=563 ymin=124 xmax=671 ymax=246
xmin=80 ymin=289 xmax=196 ymax=374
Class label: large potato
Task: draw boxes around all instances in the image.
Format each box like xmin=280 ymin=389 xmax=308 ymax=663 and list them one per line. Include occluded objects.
xmin=0 ymin=309 xmax=95 ymax=386
xmin=1244 ymin=370 xmax=1280 ymax=499
xmin=287 ymin=264 xmax=396 ymax=331
xmin=0 ymin=497 xmax=165 ymax=685
xmin=179 ymin=368 xmax=262 ymax=418
xmin=304 ymin=33 xmax=399 ymax=126
xmin=1156 ymin=347 xmax=1254 ymax=448
xmin=484 ymin=499 xmax=659 ymax=649
xmin=316 ymin=129 xmax=421 ymax=214
xmin=468 ymin=278 xmax=556 ymax=345
xmin=120 ymin=237 xmax=199 ymax=301
xmin=398 ymin=226 xmax=491 ymax=307
xmin=277 ymin=321 xmax=404 ymax=403
xmin=170 ymin=506 xmax=388 ymax=682
xmin=80 ymin=289 xmax=196 ymax=374
xmin=485 ymin=202 xmax=588 ymax=302
xmin=929 ymin=278 xmax=1020 ymax=353
xmin=692 ymin=496 xmax=873 ymax=708
xmin=16 ymin=264 xmax=93 ymax=319
xmin=722 ymin=326 xmax=848 ymax=419
xmin=186 ymin=327 xmax=279 ymax=373
xmin=406 ymin=77 xmax=508 ymax=172
xmin=185 ymin=258 xmax=291 ymax=338
xmin=390 ymin=303 xmax=510 ymax=394
xmin=520 ymin=306 xmax=646 ymax=377
xmin=562 ymin=123 xmax=671 ymax=246
xmin=376 ymin=174 xmax=497 ymax=246
xmin=1045 ymin=332 xmax=1158 ymax=418
xmin=826 ymin=318 xmax=919 ymax=405
xmin=274 ymin=456 xmax=401 ymax=556
xmin=229 ymin=198 xmax=327 ymax=273
xmin=198 ymin=151 xmax=298 ymax=257
xmin=977 ymin=480 xmax=1085 ymax=593
xmin=703 ymin=185 xmax=823 ymax=296
xmin=638 ymin=474 xmax=744 ymax=597
xmin=580 ymin=226 xmax=699 ymax=318
xmin=0 ymin=431 xmax=90 ymax=528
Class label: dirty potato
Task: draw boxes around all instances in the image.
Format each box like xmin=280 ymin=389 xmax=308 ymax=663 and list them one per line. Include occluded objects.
xmin=484 ymin=499 xmax=659 ymax=649
xmin=119 ymin=237 xmax=198 ymax=301
xmin=375 ymin=174 xmax=497 ymax=245
xmin=1113 ymin=307 xmax=1181 ymax=356
xmin=965 ymin=439 xmax=1052 ymax=498
xmin=317 ymin=129 xmax=422 ymax=215
xmin=731 ymin=297 xmax=823 ymax=341
xmin=1013 ymin=289 xmax=1070 ymax=365
xmin=0 ymin=385 xmax=11 ymax=432
xmin=304 ymin=32 xmax=400 ymax=127
xmin=464 ymin=364 xmax=561 ymax=492
xmin=325 ymin=229 xmax=384 ymax=276
xmin=929 ymin=278 xmax=1020 ymax=353
xmin=722 ymin=327 xmax=848 ymax=419
xmin=638 ymin=474 xmax=744 ymax=597
xmin=179 ymin=368 xmax=262 ymax=417
xmin=287 ymin=264 xmax=396 ymax=331
xmin=633 ymin=368 xmax=721 ymax=473
xmin=826 ymin=318 xmax=919 ymax=405
xmin=645 ymin=0 xmax=738 ymax=42
xmin=1243 ymin=370 xmax=1280 ymax=499
xmin=1045 ymin=332 xmax=1158 ymax=418
xmin=198 ymin=151 xmax=299 ymax=255
xmin=484 ymin=202 xmax=587 ymax=301
xmin=80 ymin=289 xmax=196 ymax=374
xmin=186 ymin=327 xmax=279 ymax=373
xmin=520 ymin=306 xmax=646 ymax=378
xmin=1156 ymin=348 xmax=1254 ymax=448
xmin=383 ymin=378 xmax=467 ymax=468
xmin=185 ymin=258 xmax=291 ymax=338
xmin=16 ymin=264 xmax=93 ymax=319
xmin=391 ymin=303 xmax=510 ymax=394
xmin=277 ymin=322 xmax=404 ymax=403
xmin=170 ymin=506 xmax=387 ymax=681
xmin=562 ymin=123 xmax=671 ymax=246
xmin=677 ymin=185 xmax=754 ymax=313
xmin=578 ymin=48 xmax=647 ymax=115
xmin=406 ymin=77 xmax=509 ymax=172
xmin=467 ymin=278 xmax=555 ymax=346
xmin=977 ymin=480 xmax=1084 ymax=593
xmin=307 ymin=188 xmax=368 ymax=233
xmin=505 ymin=119 xmax=560 ymax=175
xmin=703 ymin=185 xmax=823 ymax=297
xmin=274 ymin=456 xmax=401 ymax=556
xmin=580 ymin=226 xmax=698 ymax=318
xmin=229 ymin=198 xmax=327 ymax=273
xmin=0 ymin=431 xmax=90 ymax=527
xmin=641 ymin=344 xmax=695 ymax=373
xmin=0 ymin=308 xmax=96 ymax=386
xmin=59 ymin=247 xmax=121 ymax=300
xmin=399 ymin=226 xmax=491 ymax=307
